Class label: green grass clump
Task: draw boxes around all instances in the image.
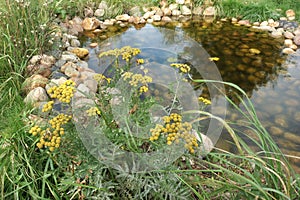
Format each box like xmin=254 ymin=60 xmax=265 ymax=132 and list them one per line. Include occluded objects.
xmin=218 ymin=0 xmax=300 ymax=22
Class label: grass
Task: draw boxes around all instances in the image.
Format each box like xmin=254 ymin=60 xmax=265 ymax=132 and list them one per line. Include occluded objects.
xmin=218 ymin=0 xmax=300 ymax=22
xmin=0 ymin=0 xmax=300 ymax=199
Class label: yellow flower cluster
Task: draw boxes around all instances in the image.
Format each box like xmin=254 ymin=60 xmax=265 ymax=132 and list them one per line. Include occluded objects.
xmin=94 ymin=73 xmax=111 ymax=84
xmin=47 ymin=80 xmax=76 ymax=103
xmin=170 ymin=63 xmax=191 ymax=73
xmin=86 ymin=107 xmax=101 ymax=116
xmin=99 ymin=46 xmax=141 ymax=62
xmin=139 ymin=85 xmax=148 ymax=93
xmin=199 ymin=97 xmax=211 ymax=105
xmin=149 ymin=113 xmax=199 ymax=153
xmin=42 ymin=101 xmax=54 ymax=112
xmin=122 ymin=72 xmax=152 ymax=93
xmin=136 ymin=59 xmax=144 ymax=65
xmin=29 ymin=114 xmax=72 ymax=151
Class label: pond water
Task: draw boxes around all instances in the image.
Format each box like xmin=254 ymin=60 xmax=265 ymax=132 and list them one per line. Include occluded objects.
xmin=79 ymin=19 xmax=300 ymax=173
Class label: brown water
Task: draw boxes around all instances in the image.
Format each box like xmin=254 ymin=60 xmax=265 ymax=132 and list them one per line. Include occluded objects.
xmin=81 ymin=19 xmax=300 ymax=173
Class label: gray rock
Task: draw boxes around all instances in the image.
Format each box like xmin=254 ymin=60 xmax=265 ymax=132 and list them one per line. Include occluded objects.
xmin=51 ymin=71 xmax=68 ymax=79
xmin=94 ymin=9 xmax=105 ymax=17
xmin=181 ymin=5 xmax=191 ymax=15
xmin=282 ymin=48 xmax=296 ymax=54
xmin=172 ymin=9 xmax=181 ymax=16
xmin=116 ymin=14 xmax=130 ymax=21
xmin=176 ymin=0 xmax=184 ymax=4
xmin=162 ymin=7 xmax=172 ymax=16
xmin=152 ymin=15 xmax=161 ymax=22
xmin=24 ymin=87 xmax=49 ymax=104
xmin=192 ymin=7 xmax=203 ymax=15
xmin=284 ymin=31 xmax=295 ymax=39
xmin=203 ymin=6 xmax=215 ymax=16
xmin=84 ymin=7 xmax=94 ymax=17
xmin=84 ymin=79 xmax=98 ymax=93
xmin=74 ymin=84 xmax=90 ymax=98
xmin=61 ymin=53 xmax=79 ymax=62
xmin=64 ymin=66 xmax=80 ymax=78
xmin=162 ymin=16 xmax=172 ymax=22
xmin=294 ymin=35 xmax=300 ymax=45
xmin=70 ymin=39 xmax=81 ymax=47
xmin=169 ymin=3 xmax=178 ymax=11
xmin=129 ymin=6 xmax=141 ymax=17
xmin=76 ymin=60 xmax=89 ymax=69
xmin=99 ymin=1 xmax=108 ymax=10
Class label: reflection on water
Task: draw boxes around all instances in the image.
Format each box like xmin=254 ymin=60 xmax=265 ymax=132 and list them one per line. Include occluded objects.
xmin=81 ymin=21 xmax=300 ymax=172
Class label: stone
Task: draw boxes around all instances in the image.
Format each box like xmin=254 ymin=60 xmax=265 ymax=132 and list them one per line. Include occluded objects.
xmin=72 ymin=98 xmax=95 ymax=111
xmin=143 ymin=11 xmax=155 ymax=19
xmin=155 ymin=9 xmax=164 ymax=17
xmin=99 ymin=1 xmax=108 ymax=10
xmin=238 ymin=20 xmax=250 ymax=26
xmin=82 ymin=17 xmax=101 ymax=31
xmin=284 ymin=31 xmax=294 ymax=39
xmin=76 ymin=60 xmax=89 ymax=69
xmin=147 ymin=18 xmax=153 ymax=23
xmin=40 ymin=55 xmax=56 ymax=66
xmin=22 ymin=74 xmax=49 ymax=94
xmin=65 ymin=66 xmax=80 ymax=78
xmin=24 ymin=87 xmax=49 ymax=104
xmin=61 ymin=53 xmax=79 ymax=62
xmin=249 ymin=48 xmax=261 ymax=54
xmin=169 ymin=3 xmax=179 ymax=11
xmin=294 ymin=35 xmax=300 ymax=45
xmin=70 ymin=39 xmax=81 ymax=47
xmin=172 ymin=9 xmax=181 ymax=16
xmin=274 ymin=116 xmax=288 ymax=128
xmin=260 ymin=21 xmax=268 ymax=26
xmin=161 ymin=16 xmax=172 ymax=22
xmin=192 ymin=6 xmax=203 ymax=15
xmin=74 ymin=83 xmax=90 ymax=98
xmin=162 ymin=7 xmax=172 ymax=16
xmin=103 ymin=19 xmax=114 ymax=26
xmin=51 ymin=71 xmax=68 ymax=79
xmin=94 ymin=9 xmax=105 ymax=17
xmin=90 ymin=43 xmax=98 ymax=48
xmin=129 ymin=6 xmax=141 ymax=17
xmin=84 ymin=7 xmax=94 ymax=17
xmin=192 ymin=130 xmax=214 ymax=157
xmin=181 ymin=5 xmax=191 ymax=15
xmin=203 ymin=6 xmax=215 ymax=16
xmin=286 ymin=9 xmax=295 ymax=19
xmin=45 ymin=77 xmax=68 ymax=92
xmin=284 ymin=39 xmax=294 ymax=47
xmin=269 ymin=126 xmax=283 ymax=136
xmin=61 ymin=62 xmax=77 ymax=73
xmin=152 ymin=15 xmax=161 ymax=22
xmin=290 ymin=44 xmax=298 ymax=50
xmin=270 ymin=30 xmax=283 ymax=38
xmin=176 ymin=0 xmax=184 ymax=4
xmin=282 ymin=48 xmax=295 ymax=54
xmin=284 ymin=132 xmax=299 ymax=143
xmin=70 ymin=48 xmax=89 ymax=59
xmin=84 ymin=79 xmax=98 ymax=93
xmin=116 ymin=14 xmax=130 ymax=21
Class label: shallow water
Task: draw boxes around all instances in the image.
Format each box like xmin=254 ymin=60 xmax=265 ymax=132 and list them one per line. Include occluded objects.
xmin=81 ymin=20 xmax=300 ymax=172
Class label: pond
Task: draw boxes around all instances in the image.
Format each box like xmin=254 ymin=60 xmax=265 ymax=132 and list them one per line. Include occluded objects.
xmin=79 ymin=18 xmax=300 ymax=173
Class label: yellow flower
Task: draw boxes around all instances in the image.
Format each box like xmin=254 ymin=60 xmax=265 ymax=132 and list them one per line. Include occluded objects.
xmin=86 ymin=107 xmax=101 ymax=116
xmin=199 ymin=97 xmax=211 ymax=105
xmin=209 ymin=57 xmax=220 ymax=61
xmin=136 ymin=59 xmax=144 ymax=65
xmin=42 ymin=101 xmax=54 ymax=112
xmin=170 ymin=63 xmax=191 ymax=73
xmin=139 ymin=85 xmax=148 ymax=93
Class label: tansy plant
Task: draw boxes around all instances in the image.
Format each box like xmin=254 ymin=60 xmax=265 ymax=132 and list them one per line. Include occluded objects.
xmin=28 ymin=80 xmax=75 ymax=152
xmin=28 ymin=46 xmax=212 ymax=155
